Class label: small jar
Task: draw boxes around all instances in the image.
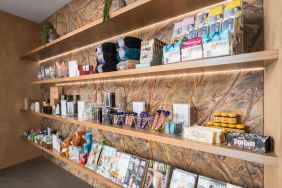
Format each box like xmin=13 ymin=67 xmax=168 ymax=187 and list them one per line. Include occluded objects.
xmin=220 ymin=113 xmax=229 ymax=123
xmin=214 ymin=122 xmax=221 ymax=127
xmin=207 ymin=121 xmax=214 ymax=126
xmin=214 ymin=112 xmax=221 ymax=123
xmin=228 ymin=113 xmax=237 ymax=124
xmin=221 ymin=123 xmax=229 ymax=128
xmin=236 ymin=124 xmax=245 ymax=130
xmin=228 ymin=124 xmax=236 ymax=129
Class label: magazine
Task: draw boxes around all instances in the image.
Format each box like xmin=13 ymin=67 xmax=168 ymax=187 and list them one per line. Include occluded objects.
xmin=85 ymin=143 xmax=103 ymax=171
xmin=123 ymin=156 xmax=149 ymax=188
xmin=197 ymin=176 xmax=242 ymax=188
xmin=169 ymin=168 xmax=197 ymax=188
xmin=144 ymin=160 xmax=171 ymax=188
xmin=110 ymin=152 xmax=132 ymax=185
xmin=95 ymin=146 xmax=117 ymax=179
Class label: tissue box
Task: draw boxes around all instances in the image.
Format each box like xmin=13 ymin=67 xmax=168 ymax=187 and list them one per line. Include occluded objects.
xmin=163 ymin=41 xmax=181 ymax=64
xmin=203 ymin=29 xmax=230 ymax=58
xmin=181 ymin=37 xmax=203 ymax=61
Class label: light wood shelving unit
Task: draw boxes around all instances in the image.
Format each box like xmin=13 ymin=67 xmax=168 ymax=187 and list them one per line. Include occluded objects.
xmin=32 ymin=50 xmax=279 ymax=85
xmin=26 ymin=140 xmax=120 ymax=188
xmin=22 ymin=0 xmax=225 ymax=61
xmin=22 ymin=110 xmax=279 ymax=166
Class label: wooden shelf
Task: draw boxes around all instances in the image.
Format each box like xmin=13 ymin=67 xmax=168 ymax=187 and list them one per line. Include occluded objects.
xmin=32 ymin=50 xmax=279 ymax=85
xmin=22 ymin=0 xmax=225 ymax=61
xmin=27 ymin=140 xmax=121 ymax=188
xmin=23 ymin=110 xmax=279 ymax=166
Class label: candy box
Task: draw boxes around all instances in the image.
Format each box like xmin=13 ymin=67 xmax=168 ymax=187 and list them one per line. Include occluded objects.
xmin=181 ymin=37 xmax=203 ymax=61
xmin=203 ymin=29 xmax=230 ymax=58
xmin=163 ymin=41 xmax=181 ymax=64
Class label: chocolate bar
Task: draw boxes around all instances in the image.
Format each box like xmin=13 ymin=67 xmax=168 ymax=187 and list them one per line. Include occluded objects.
xmin=226 ymin=133 xmax=272 ymax=153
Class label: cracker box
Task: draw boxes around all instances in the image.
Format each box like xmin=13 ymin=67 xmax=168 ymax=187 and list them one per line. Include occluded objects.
xmin=181 ymin=37 xmax=203 ymax=61
xmin=163 ymin=41 xmax=181 ymax=64
xmin=203 ymin=29 xmax=230 ymax=58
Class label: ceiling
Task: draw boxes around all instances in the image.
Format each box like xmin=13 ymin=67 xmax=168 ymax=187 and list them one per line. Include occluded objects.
xmin=0 ymin=0 xmax=70 ymax=23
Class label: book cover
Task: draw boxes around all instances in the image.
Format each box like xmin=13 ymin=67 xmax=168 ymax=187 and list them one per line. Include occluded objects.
xmin=110 ymin=152 xmax=132 ymax=185
xmin=169 ymin=168 xmax=197 ymax=188
xmin=124 ymin=156 xmax=149 ymax=188
xmin=85 ymin=143 xmax=103 ymax=171
xmin=95 ymin=146 xmax=117 ymax=179
xmin=144 ymin=160 xmax=171 ymax=188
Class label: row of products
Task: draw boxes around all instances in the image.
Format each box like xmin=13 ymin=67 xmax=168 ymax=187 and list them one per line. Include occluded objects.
xmin=26 ymin=89 xmax=272 ymax=153
xmin=37 ymin=61 xmax=94 ymax=80
xmin=36 ymin=1 xmax=243 ymax=81
xmin=23 ymin=128 xmax=242 ymax=188
xmin=164 ymin=0 xmax=242 ymax=63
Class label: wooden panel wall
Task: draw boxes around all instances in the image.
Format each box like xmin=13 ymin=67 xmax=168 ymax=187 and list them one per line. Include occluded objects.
xmin=0 ymin=11 xmax=41 ymax=169
xmin=264 ymin=0 xmax=282 ymax=187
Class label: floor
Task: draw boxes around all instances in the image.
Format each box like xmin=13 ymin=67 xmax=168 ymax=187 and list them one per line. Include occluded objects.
xmin=0 ymin=157 xmax=93 ymax=188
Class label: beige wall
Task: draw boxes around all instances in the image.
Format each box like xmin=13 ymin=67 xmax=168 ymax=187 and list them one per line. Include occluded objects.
xmin=0 ymin=11 xmax=41 ymax=169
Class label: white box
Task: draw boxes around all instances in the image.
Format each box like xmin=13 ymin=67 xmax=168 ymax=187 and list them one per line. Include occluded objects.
xmin=132 ymin=101 xmax=145 ymax=115
xmin=173 ymin=103 xmax=190 ymax=127
xmin=68 ymin=60 xmax=78 ymax=77
xmin=77 ymin=101 xmax=85 ymax=119
xmin=61 ymin=100 xmax=67 ymax=116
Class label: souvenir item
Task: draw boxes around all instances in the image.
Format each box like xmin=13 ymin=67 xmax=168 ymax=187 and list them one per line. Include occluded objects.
xmin=140 ymin=38 xmax=165 ymax=66
xmin=181 ymin=17 xmax=196 ymax=40
xmin=117 ymin=60 xmax=139 ymax=70
xmin=226 ymin=133 xmax=272 ymax=153
xmin=144 ymin=161 xmax=171 ymax=188
xmin=124 ymin=112 xmax=137 ymax=128
xmin=163 ymin=42 xmax=181 ymax=64
xmin=197 ymin=175 xmax=242 ymax=188
xmin=104 ymin=92 xmax=115 ymax=107
xmin=124 ymin=156 xmax=148 ymax=188
xmin=208 ymin=6 xmax=224 ymax=34
xmin=203 ymin=29 xmax=230 ymax=58
xmin=181 ymin=37 xmax=203 ymax=61
xmin=136 ymin=112 xmax=153 ymax=129
xmin=195 ymin=10 xmax=209 ymax=37
xmin=151 ymin=109 xmax=170 ymax=131
xmin=96 ymin=146 xmax=117 ymax=179
xmin=223 ymin=0 xmax=242 ymax=33
xmin=169 ymin=168 xmax=198 ymax=188
xmin=110 ymin=152 xmax=132 ymax=185
xmin=85 ymin=143 xmax=103 ymax=171
xmin=80 ymin=153 xmax=88 ymax=166
xmin=68 ymin=60 xmax=79 ymax=77
xmin=173 ymin=103 xmax=191 ymax=127
xmin=132 ymin=101 xmax=145 ymax=115
xmin=165 ymin=121 xmax=183 ymax=136
xmin=183 ymin=126 xmax=216 ymax=144
xmin=172 ymin=22 xmax=183 ymax=42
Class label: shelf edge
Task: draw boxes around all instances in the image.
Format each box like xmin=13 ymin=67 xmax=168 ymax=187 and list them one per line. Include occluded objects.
xmin=23 ymin=110 xmax=279 ymax=166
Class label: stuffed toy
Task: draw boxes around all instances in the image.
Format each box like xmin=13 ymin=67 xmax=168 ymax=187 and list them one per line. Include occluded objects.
xmin=71 ymin=129 xmax=86 ymax=146
xmin=60 ymin=135 xmax=72 ymax=157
